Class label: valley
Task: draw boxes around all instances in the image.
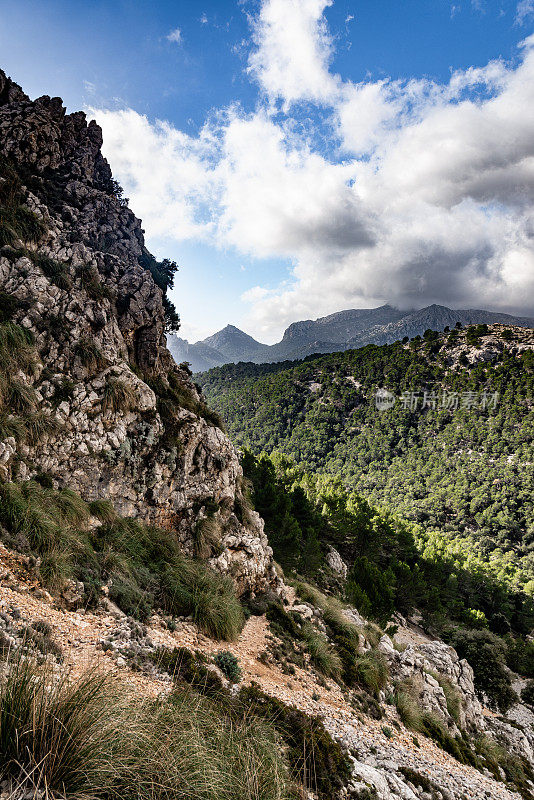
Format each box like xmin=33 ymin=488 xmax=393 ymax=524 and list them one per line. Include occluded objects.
xmin=1 ymin=65 xmax=534 ymax=800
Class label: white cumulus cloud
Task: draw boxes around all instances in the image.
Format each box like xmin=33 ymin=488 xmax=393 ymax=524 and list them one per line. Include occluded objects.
xmin=247 ymin=0 xmax=339 ymax=106
xmin=92 ymin=4 xmax=534 ymax=341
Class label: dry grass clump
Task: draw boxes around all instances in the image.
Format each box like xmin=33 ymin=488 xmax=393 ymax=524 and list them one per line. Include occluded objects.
xmin=193 ymin=514 xmax=224 ymax=558
xmin=0 ymin=654 xmax=290 ymax=800
xmin=0 ymin=321 xmax=58 ymax=446
xmin=0 ymin=157 xmax=47 ymax=247
xmin=301 ymin=622 xmax=342 ymax=679
xmin=102 ymin=376 xmax=137 ymax=414
xmin=74 ymin=336 xmax=107 ymax=372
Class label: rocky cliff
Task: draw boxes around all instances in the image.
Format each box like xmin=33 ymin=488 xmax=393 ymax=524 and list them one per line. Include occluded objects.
xmin=0 ymin=69 xmax=278 ymax=595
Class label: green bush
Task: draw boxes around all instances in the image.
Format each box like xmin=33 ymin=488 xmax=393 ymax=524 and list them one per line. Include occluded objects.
xmin=150 ymin=646 xmax=224 ymax=698
xmin=450 ymin=629 xmax=518 ymax=712
xmin=521 ymin=680 xmax=534 ymax=706
xmin=214 ymin=650 xmax=242 ymax=683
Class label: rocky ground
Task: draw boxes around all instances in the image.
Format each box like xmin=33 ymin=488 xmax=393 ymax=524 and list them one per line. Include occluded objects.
xmin=0 ymin=543 xmax=528 ymax=800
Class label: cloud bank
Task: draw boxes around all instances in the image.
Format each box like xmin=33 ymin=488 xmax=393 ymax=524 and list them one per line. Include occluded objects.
xmin=93 ymin=1 xmax=534 ymax=339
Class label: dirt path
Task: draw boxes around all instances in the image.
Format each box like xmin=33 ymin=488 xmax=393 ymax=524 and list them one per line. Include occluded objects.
xmin=0 ymin=544 xmax=520 ymax=800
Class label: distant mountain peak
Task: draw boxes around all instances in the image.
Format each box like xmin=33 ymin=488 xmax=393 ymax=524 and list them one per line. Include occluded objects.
xmin=168 ymin=304 xmax=534 ymax=372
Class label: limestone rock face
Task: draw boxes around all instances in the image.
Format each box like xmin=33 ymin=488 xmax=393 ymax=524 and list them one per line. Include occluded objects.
xmin=0 ymin=69 xmax=280 ymax=595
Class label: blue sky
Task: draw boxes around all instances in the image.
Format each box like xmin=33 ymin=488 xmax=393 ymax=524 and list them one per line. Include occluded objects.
xmin=1 ymin=0 xmax=533 ymax=342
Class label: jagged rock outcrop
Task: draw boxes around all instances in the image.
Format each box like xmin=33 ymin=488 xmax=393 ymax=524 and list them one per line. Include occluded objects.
xmin=379 ymin=634 xmax=484 ymax=732
xmin=0 ymin=68 xmax=279 ymax=595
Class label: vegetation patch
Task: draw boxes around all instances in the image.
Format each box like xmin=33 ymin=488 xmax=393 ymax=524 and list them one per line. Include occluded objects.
xmin=0 ymin=653 xmax=290 ymax=800
xmin=213 ymin=650 xmax=242 ymax=683
xmin=0 ymin=482 xmax=245 ymax=640
xmin=78 ymin=264 xmax=114 ymax=300
xmin=74 ymin=336 xmax=106 ymax=372
xmin=238 ymin=684 xmax=351 ymax=800
xmin=102 ymin=376 xmax=137 ymax=414
xmin=0 ymin=156 xmax=47 ymax=247
xmin=32 ymin=251 xmax=72 ymax=290
xmin=0 ymin=322 xmax=55 ymax=445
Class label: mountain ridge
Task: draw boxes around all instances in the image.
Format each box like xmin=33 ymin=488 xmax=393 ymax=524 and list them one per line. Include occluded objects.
xmin=170 ymin=303 xmax=534 ymax=372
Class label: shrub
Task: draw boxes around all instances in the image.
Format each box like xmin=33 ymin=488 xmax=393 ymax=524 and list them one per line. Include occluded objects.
xmin=102 ymin=377 xmax=137 ymax=414
xmin=150 ymin=646 xmax=224 ymax=698
xmin=506 ymin=635 xmax=534 ymax=677
xmin=52 ymin=377 xmax=75 ymax=405
xmin=399 ymin=767 xmax=438 ymax=797
xmin=521 ymin=680 xmax=534 ymax=706
xmin=302 ymin=623 xmax=342 ymax=679
xmin=351 ymin=688 xmax=383 ymax=720
xmin=450 ymin=629 xmax=518 ymax=711
xmin=214 ymin=650 xmax=242 ymax=683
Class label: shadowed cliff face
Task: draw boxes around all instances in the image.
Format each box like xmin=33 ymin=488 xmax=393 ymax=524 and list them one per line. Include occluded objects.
xmin=0 ymin=68 xmax=280 ymax=596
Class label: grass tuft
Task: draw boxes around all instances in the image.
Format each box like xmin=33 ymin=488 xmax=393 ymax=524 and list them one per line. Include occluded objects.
xmin=0 ymin=653 xmax=290 ymax=800
xmin=302 ymin=622 xmax=342 ymax=679
xmin=102 ymin=377 xmax=137 ymax=414
xmin=74 ymin=336 xmax=106 ymax=371
xmin=354 ymin=650 xmax=389 ymax=695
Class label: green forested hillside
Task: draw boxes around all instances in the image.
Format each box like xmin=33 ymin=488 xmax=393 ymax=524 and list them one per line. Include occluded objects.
xmin=199 ymin=326 xmax=534 ymax=590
